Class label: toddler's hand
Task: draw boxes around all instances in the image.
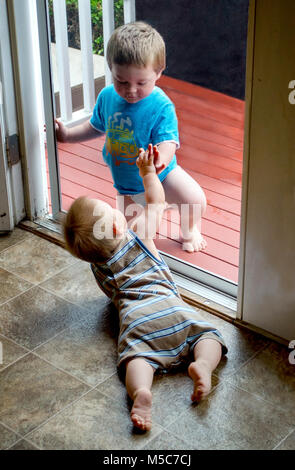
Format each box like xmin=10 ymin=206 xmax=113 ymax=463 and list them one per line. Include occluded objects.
xmin=54 ymin=119 xmax=69 ymax=142
xmin=153 ymin=146 xmax=166 ymax=174
xmin=136 ymin=144 xmax=158 ymax=177
xmin=44 ymin=119 xmax=69 ymax=143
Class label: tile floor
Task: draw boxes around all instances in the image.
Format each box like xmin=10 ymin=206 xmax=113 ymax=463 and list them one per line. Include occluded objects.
xmin=0 ymin=228 xmax=294 ymax=450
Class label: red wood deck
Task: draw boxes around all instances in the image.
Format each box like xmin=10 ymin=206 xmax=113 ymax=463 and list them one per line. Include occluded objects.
xmin=47 ymin=76 xmax=244 ymax=283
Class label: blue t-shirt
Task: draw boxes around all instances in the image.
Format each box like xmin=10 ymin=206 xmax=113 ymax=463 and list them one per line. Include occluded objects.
xmin=90 ymin=85 xmax=179 ymax=194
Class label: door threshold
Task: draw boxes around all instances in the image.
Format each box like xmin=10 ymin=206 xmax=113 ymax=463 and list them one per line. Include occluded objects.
xmin=173 ymin=273 xmax=236 ymax=320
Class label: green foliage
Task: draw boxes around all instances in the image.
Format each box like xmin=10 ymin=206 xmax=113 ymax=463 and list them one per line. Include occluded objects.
xmin=48 ymin=0 xmax=124 ymax=55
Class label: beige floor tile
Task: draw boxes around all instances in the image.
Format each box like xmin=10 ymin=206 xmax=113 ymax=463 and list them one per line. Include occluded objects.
xmin=166 ymin=382 xmax=294 ymax=450
xmin=275 ymin=430 xmax=295 ymax=450
xmin=28 ymin=389 xmax=162 ymax=450
xmin=0 ymin=286 xmax=86 ymax=349
xmin=0 ymin=423 xmax=20 ymax=450
xmin=0 ymin=236 xmax=76 ymax=284
xmin=0 ymin=228 xmax=33 ymax=253
xmin=0 ymin=267 xmax=33 ymax=305
xmin=0 ymin=335 xmax=28 ymax=372
xmin=0 ymin=230 xmax=293 ymax=451
xmin=197 ymin=310 xmax=270 ymax=377
xmin=96 ymin=371 xmax=127 ymax=402
xmin=8 ymin=439 xmax=39 ymax=450
xmin=35 ymin=314 xmax=118 ymax=387
xmin=0 ymin=353 xmax=89 ymax=435
xmin=143 ymin=429 xmax=195 ymax=450
xmin=151 ymin=371 xmax=218 ymax=428
xmin=40 ymin=260 xmax=107 ymax=312
xmin=226 ymin=342 xmax=295 ymax=418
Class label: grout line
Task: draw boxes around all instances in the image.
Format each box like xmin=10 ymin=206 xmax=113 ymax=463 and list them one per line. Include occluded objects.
xmin=0 ymin=351 xmax=31 ymax=374
xmin=1 ymin=229 xmax=80 ymax=285
xmin=0 ymin=332 xmax=31 ymax=353
xmin=37 ymin=283 xmax=107 ymax=314
xmin=0 ymin=316 xmax=93 ymax=374
xmin=20 ymin=381 xmax=110 ymax=445
xmin=140 ymin=424 xmax=176 ymax=450
xmin=5 ymin=435 xmax=42 ymax=451
xmin=160 ymin=376 xmax=224 ymax=433
xmin=222 ymin=380 xmax=295 ymax=424
xmin=0 ymin=265 xmax=38 ymax=285
xmin=0 ymin=233 xmax=34 ymax=256
xmin=0 ymin=414 xmax=42 ymax=450
xmin=34 ymin=259 xmax=81 ymax=284
xmin=272 ymin=428 xmax=295 ymax=450
xmin=150 ymin=425 xmax=196 ymax=450
xmin=0 ymin=284 xmax=36 ymax=309
xmin=37 ymin=284 xmax=92 ymax=312
xmin=212 ymin=341 xmax=270 ymax=381
xmin=0 ymin=259 xmax=79 ymax=292
xmin=30 ymin=350 xmax=96 ymax=387
xmin=28 ymin=319 xmax=92 ymax=355
xmin=0 ymin=419 xmax=41 ymax=451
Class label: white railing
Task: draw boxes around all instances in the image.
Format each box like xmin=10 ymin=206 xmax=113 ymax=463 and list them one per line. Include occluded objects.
xmin=52 ymin=0 xmax=135 ymax=125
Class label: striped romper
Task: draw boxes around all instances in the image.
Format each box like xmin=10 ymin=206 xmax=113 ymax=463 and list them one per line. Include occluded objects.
xmin=91 ymin=230 xmax=227 ymax=371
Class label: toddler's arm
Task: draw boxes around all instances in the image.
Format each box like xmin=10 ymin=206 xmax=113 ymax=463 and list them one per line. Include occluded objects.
xmin=55 ymin=119 xmax=104 ymax=143
xmin=155 ymin=141 xmax=177 ymax=171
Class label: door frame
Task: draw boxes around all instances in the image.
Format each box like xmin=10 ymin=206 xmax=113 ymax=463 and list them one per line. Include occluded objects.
xmin=0 ymin=85 xmax=13 ymax=232
xmin=0 ymin=0 xmax=26 ymax=231
xmin=237 ymin=0 xmax=295 ymax=342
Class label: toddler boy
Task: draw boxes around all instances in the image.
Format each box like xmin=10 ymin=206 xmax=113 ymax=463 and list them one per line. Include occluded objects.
xmin=57 ymin=22 xmax=207 ymax=252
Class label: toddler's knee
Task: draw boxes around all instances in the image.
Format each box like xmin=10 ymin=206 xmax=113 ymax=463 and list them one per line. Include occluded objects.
xmin=200 ymin=192 xmax=207 ymax=215
xmin=192 ymin=192 xmax=206 ymax=217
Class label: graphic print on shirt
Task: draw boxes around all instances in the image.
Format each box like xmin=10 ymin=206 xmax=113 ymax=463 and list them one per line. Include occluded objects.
xmin=106 ymin=112 xmax=139 ymax=166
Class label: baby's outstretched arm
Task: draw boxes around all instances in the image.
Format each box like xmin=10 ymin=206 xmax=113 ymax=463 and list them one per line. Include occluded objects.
xmin=131 ymin=145 xmax=166 ymax=242
xmin=136 ymin=144 xmax=165 ymax=205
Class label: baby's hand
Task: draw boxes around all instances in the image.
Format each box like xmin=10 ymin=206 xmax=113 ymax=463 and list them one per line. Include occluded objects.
xmin=136 ymin=144 xmax=158 ymax=177
xmin=136 ymin=144 xmax=165 ymax=178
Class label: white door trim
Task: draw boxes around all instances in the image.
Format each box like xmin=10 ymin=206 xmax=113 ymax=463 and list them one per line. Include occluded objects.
xmin=0 ymin=0 xmax=25 ymax=230
xmin=0 ymin=82 xmax=13 ymax=231
xmin=7 ymin=0 xmax=48 ymax=221
xmin=238 ymin=0 xmax=295 ymax=341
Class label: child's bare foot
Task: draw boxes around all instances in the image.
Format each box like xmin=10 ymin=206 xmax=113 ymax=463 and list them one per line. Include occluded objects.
xmin=182 ymin=227 xmax=207 ymax=252
xmin=188 ymin=359 xmax=213 ymax=402
xmin=131 ymin=388 xmax=152 ymax=431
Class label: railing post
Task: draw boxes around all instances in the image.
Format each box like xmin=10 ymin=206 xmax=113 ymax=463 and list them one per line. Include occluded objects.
xmin=102 ymin=0 xmax=114 ymax=87
xmin=52 ymin=0 xmax=72 ymax=122
xmin=123 ymin=0 xmax=136 ymax=24
xmin=78 ymin=0 xmax=95 ymax=112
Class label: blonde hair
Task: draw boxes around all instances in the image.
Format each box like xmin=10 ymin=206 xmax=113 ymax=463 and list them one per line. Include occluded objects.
xmin=63 ymin=196 xmax=120 ymax=264
xmin=107 ymin=21 xmax=166 ymax=72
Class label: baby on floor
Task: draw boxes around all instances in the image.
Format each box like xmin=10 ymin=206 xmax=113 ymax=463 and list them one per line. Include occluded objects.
xmin=63 ymin=145 xmax=227 ymax=431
